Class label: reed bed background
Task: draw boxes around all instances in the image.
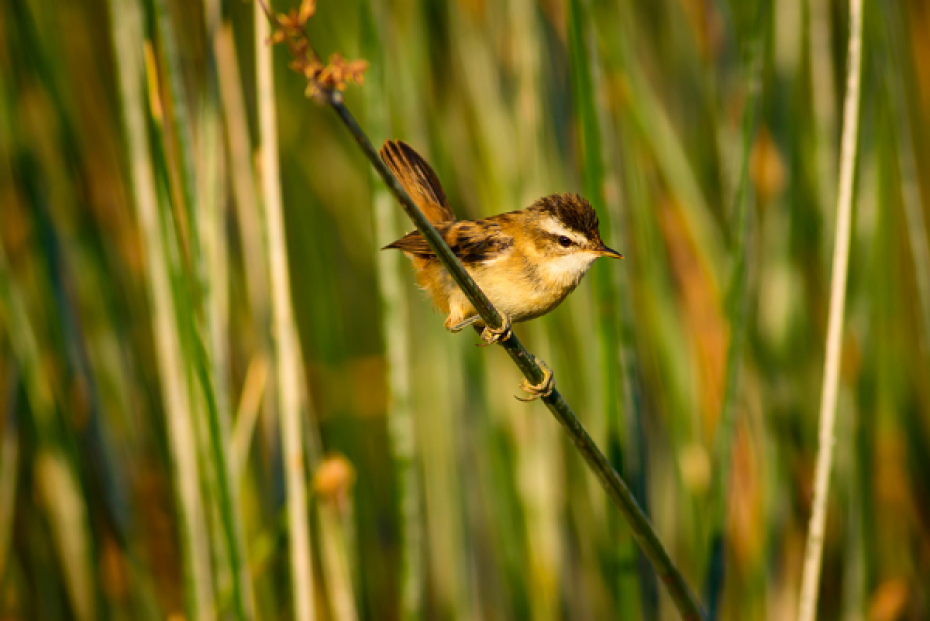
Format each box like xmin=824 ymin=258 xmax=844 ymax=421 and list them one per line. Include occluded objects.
xmin=1 ymin=0 xmax=929 ymax=619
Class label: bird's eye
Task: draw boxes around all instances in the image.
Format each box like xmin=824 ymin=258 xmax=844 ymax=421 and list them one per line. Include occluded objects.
xmin=558 ymin=236 xmax=572 ymax=248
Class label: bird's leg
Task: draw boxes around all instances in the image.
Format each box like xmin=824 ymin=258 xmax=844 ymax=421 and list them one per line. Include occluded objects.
xmin=447 ymin=311 xmax=512 ymax=346
xmin=515 ymin=357 xmax=555 ymax=401
xmin=478 ymin=311 xmax=512 ymax=347
xmin=447 ymin=315 xmax=482 ymax=333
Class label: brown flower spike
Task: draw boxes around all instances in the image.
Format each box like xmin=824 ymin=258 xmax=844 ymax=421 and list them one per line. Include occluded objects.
xmin=262 ymin=0 xmax=368 ymax=103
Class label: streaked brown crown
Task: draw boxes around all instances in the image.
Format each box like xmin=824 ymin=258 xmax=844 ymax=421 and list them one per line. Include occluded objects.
xmin=530 ymin=193 xmax=602 ymax=242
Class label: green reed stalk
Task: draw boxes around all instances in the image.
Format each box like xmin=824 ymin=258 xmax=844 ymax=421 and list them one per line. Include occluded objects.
xmin=703 ymin=22 xmax=765 ymax=619
xmin=213 ymin=21 xmax=273 ymax=476
xmin=360 ymin=2 xmax=421 ymax=619
xmin=195 ymin=74 xmax=234 ymax=605
xmin=611 ymin=8 xmax=723 ymax=278
xmin=153 ymin=1 xmax=255 ymax=617
xmin=201 ymin=0 xmax=232 ymax=457
xmin=255 ymin=7 xmax=315 ymax=621
xmin=880 ymin=1 xmax=930 ymax=373
xmin=566 ymin=0 xmax=615 ymax=424
xmin=214 ymin=23 xmax=272 ymax=338
xmin=318 ymin=498 xmax=359 ymax=621
xmin=109 ymin=1 xmax=215 ymax=617
xmin=566 ymin=0 xmax=651 ymax=616
xmin=797 ymin=0 xmax=864 ymax=617
xmin=0 ymin=369 xmax=17 ymax=586
xmin=0 ymin=245 xmax=97 ymax=621
xmin=509 ymin=0 xmax=564 ymax=616
xmin=203 ymin=4 xmax=260 ymax=616
xmin=152 ymin=0 xmax=203 ymax=291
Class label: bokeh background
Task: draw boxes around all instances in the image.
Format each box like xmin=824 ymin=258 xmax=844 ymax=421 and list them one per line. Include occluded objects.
xmin=1 ymin=0 xmax=929 ymax=619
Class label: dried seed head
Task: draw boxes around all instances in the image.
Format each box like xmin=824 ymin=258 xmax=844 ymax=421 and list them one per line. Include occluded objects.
xmin=298 ymin=0 xmax=316 ymax=24
xmin=267 ymin=29 xmax=287 ymax=45
xmin=264 ymin=0 xmax=368 ymax=103
xmin=313 ymin=453 xmax=356 ymax=509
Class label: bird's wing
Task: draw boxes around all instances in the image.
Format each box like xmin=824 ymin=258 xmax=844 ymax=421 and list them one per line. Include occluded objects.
xmin=379 ymin=140 xmax=456 ymax=224
xmin=383 ymin=220 xmax=513 ymax=265
xmin=382 ymin=229 xmax=435 ymax=255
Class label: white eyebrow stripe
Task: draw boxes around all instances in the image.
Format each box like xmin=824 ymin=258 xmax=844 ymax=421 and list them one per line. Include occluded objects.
xmin=541 ymin=218 xmax=588 ymax=245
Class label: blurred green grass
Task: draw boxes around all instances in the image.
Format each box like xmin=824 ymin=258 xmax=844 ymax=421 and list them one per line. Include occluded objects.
xmin=1 ymin=0 xmax=930 ymax=619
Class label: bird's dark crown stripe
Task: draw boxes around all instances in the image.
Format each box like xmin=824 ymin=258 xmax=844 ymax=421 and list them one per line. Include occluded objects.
xmin=531 ymin=193 xmax=600 ymax=239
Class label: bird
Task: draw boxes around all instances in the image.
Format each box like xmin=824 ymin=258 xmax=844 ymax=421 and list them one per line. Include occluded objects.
xmin=379 ymin=140 xmax=623 ymax=399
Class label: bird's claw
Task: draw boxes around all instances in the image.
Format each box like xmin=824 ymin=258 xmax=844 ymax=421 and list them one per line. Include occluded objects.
xmin=478 ymin=312 xmax=512 ymax=347
xmin=515 ymin=357 xmax=554 ymax=401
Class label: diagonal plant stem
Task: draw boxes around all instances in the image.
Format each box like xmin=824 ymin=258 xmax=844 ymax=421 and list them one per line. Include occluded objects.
xmin=327 ymin=96 xmax=704 ymax=621
xmin=797 ymin=0 xmax=864 ymax=618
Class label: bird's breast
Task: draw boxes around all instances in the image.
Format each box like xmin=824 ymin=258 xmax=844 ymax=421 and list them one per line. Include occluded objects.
xmin=468 ymin=255 xmax=587 ymax=322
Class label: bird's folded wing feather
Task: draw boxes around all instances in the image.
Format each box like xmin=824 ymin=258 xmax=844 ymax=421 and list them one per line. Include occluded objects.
xmin=383 ymin=221 xmax=512 ymax=264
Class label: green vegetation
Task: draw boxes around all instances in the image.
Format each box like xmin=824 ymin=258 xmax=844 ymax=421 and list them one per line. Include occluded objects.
xmin=1 ymin=0 xmax=928 ymax=620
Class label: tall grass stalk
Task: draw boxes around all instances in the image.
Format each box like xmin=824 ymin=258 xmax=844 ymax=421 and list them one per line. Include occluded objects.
xmin=360 ymin=1 xmax=421 ymax=618
xmin=213 ymin=20 xmax=273 ymax=472
xmin=510 ymin=0 xmax=564 ymax=617
xmin=111 ymin=2 xmax=215 ymax=616
xmin=201 ymin=0 xmax=231 ymax=445
xmin=0 ymin=370 xmax=17 ymax=585
xmin=318 ymin=499 xmax=359 ymax=621
xmin=704 ymin=23 xmax=765 ymax=619
xmin=152 ymin=0 xmax=203 ymax=288
xmin=0 ymin=246 xmax=96 ymax=621
xmin=196 ymin=74 xmax=236 ymax=606
xmin=566 ymin=0 xmax=615 ymax=437
xmin=232 ymin=355 xmax=269 ymax=477
xmin=255 ymin=6 xmax=315 ymax=620
xmin=609 ymin=1 xmax=724 ymax=277
xmin=797 ymin=0 xmax=864 ymax=617
xmin=214 ymin=23 xmax=272 ymax=339
xmin=880 ymin=2 xmax=930 ymax=371
xmin=154 ymin=0 xmax=255 ymax=616
xmin=810 ymin=0 xmax=838 ymax=216
xmin=567 ymin=0 xmax=650 ymax=616
xmin=417 ymin=339 xmax=476 ymax=620
xmin=35 ymin=450 xmax=95 ymax=621
xmin=202 ymin=9 xmax=259 ymax=618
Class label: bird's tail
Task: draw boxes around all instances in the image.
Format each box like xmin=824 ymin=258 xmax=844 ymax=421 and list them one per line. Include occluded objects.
xmin=379 ymin=140 xmax=456 ymax=224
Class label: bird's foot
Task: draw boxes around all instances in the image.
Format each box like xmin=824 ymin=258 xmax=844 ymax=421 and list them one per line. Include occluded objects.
xmin=515 ymin=357 xmax=555 ymax=401
xmin=478 ymin=312 xmax=512 ymax=347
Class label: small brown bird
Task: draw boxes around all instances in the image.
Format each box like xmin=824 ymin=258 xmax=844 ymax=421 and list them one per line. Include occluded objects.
xmin=380 ymin=140 xmax=623 ymax=398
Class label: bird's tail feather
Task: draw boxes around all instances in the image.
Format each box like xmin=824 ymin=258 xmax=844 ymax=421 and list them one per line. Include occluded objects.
xmin=379 ymin=140 xmax=456 ymax=224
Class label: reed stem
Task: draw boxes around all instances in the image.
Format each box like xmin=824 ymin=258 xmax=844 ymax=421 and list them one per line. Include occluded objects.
xmin=360 ymin=1 xmax=422 ymax=617
xmin=704 ymin=19 xmax=766 ymax=618
xmin=255 ymin=6 xmax=316 ymax=620
xmin=797 ymin=0 xmax=864 ymax=617
xmin=111 ymin=2 xmax=215 ymax=616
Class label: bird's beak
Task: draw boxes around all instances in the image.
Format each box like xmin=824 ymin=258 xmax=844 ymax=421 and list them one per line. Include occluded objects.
xmin=595 ymin=245 xmax=624 ymax=259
